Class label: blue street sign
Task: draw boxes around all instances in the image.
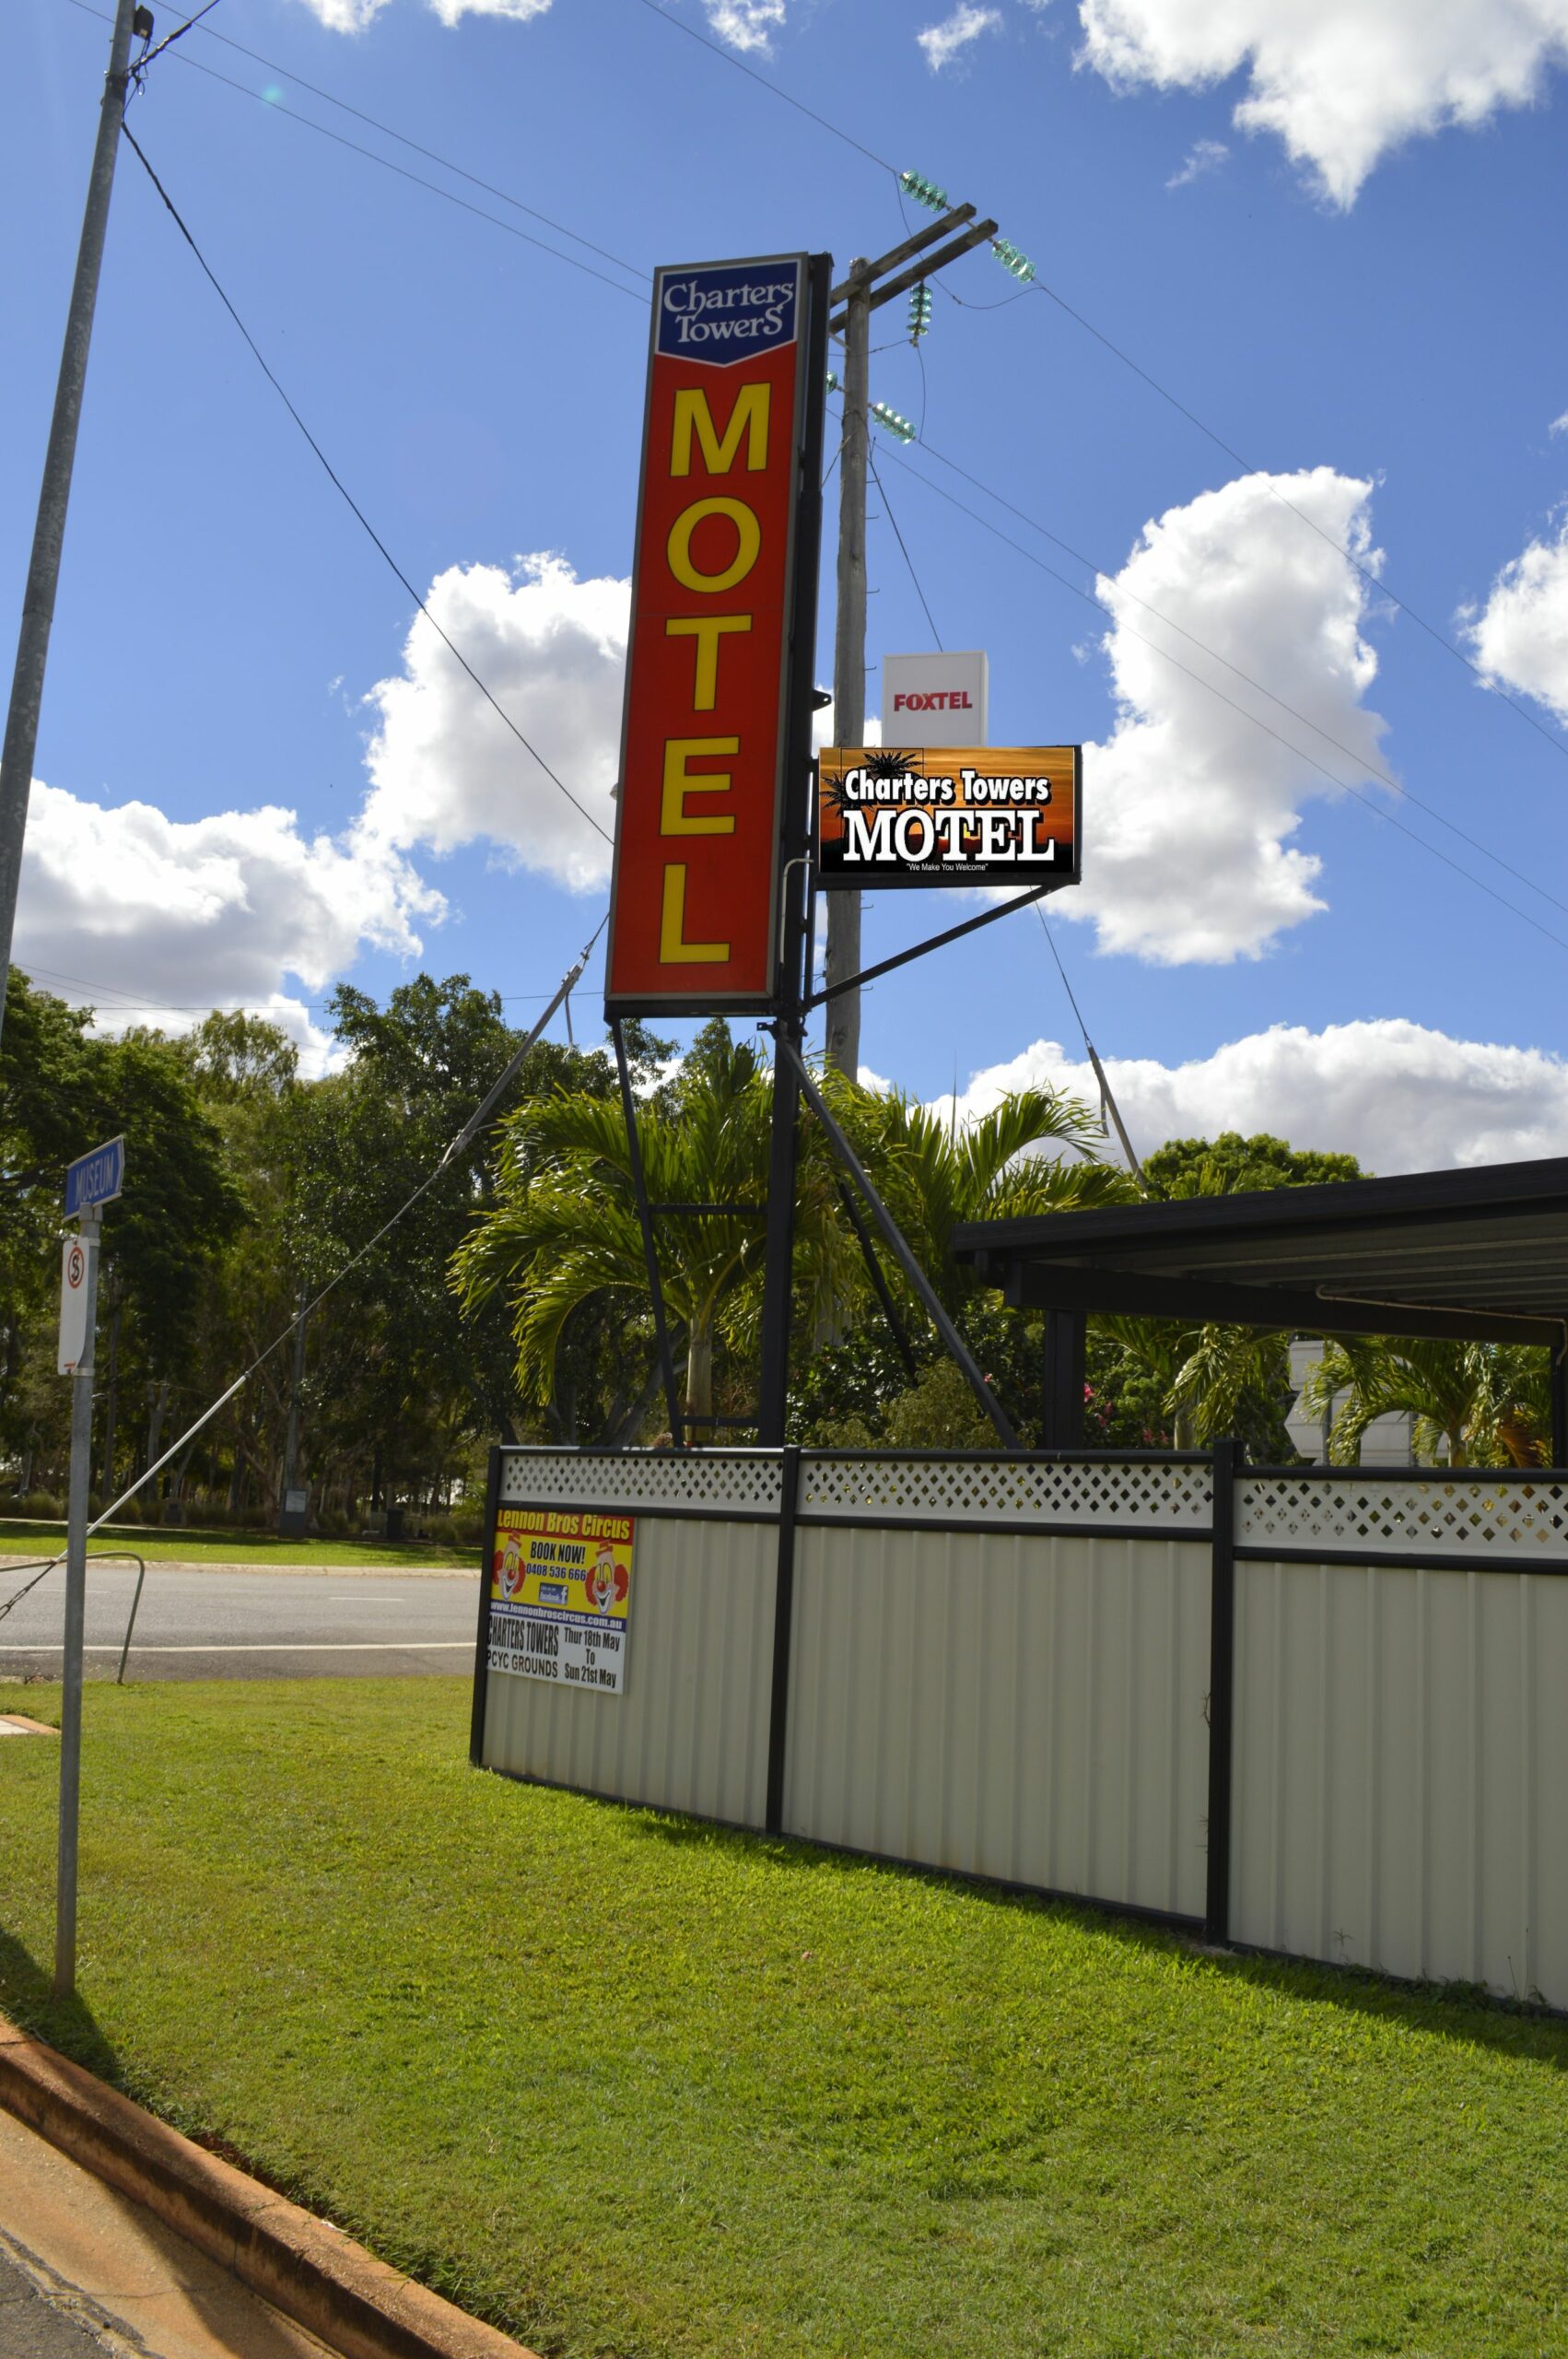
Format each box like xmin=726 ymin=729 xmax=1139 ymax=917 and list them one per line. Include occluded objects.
xmin=64 ymin=1135 xmax=125 ymax=1218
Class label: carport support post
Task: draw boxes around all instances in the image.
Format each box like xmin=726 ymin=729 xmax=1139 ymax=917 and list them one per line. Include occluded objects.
xmin=1552 ymin=1344 xmax=1568 ymax=1470
xmin=1041 ymin=1309 xmax=1086 ymax=1448
xmin=55 ymin=1206 xmax=102 ymax=2000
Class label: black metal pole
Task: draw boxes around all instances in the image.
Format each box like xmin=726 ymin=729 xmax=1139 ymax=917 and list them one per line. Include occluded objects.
xmin=1041 ymin=1309 xmax=1087 ymax=1447
xmin=765 ymin=1443 xmax=802 ymax=1833
xmin=1551 ymin=1339 xmax=1568 ymax=1470
xmin=837 ymin=1179 xmax=919 ymax=1376
xmin=612 ymin=1020 xmax=685 ymax=1444
xmin=809 ymin=879 xmax=1062 ymax=1010
xmin=468 ymin=1443 xmax=502 ymax=1766
xmin=773 ymin=1029 xmax=1019 ymax=1448
xmin=1204 ymin=1435 xmax=1238 ymax=1945
xmin=757 ymin=252 xmax=831 ymax=1449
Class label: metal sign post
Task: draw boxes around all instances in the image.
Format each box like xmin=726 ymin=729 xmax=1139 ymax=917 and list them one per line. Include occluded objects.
xmin=55 ymin=1135 xmax=122 ymax=2000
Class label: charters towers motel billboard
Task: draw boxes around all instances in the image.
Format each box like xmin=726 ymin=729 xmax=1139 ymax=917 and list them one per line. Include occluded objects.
xmin=817 ymin=745 xmax=1081 ymax=888
xmin=605 ymin=255 xmax=828 ymax=1015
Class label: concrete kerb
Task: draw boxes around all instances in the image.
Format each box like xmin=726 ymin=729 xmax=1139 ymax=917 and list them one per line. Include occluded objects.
xmin=0 ymin=2017 xmax=539 ymax=2359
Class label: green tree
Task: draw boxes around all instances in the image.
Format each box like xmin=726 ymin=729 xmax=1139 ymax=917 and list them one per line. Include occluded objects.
xmin=1091 ymin=1133 xmax=1368 ymax=1457
xmin=0 ymin=973 xmax=244 ymax=1497
xmin=1298 ymin=1337 xmax=1550 ymax=1468
xmin=790 ymin=1076 xmax=1130 ymax=1446
xmin=454 ymin=1027 xmax=856 ymax=1433
xmin=1144 ymin=1132 xmax=1366 ymax=1198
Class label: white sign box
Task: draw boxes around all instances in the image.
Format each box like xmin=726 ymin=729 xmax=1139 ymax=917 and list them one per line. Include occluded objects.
xmin=882 ymin=651 xmax=989 ymax=749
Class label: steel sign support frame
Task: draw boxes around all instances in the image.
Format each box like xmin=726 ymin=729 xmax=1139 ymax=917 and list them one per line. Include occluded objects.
xmin=770 ymin=1029 xmax=1019 ymax=1449
xmin=756 ymin=252 xmax=831 ymax=1449
xmin=612 ymin=1019 xmax=685 ymax=1445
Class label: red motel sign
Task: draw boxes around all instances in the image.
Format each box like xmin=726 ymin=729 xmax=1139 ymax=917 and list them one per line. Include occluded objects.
xmin=605 ymin=255 xmax=825 ymax=1015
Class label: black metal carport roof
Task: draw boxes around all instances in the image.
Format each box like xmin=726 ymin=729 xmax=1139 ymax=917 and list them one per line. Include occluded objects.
xmin=951 ymin=1154 xmax=1568 ymax=1346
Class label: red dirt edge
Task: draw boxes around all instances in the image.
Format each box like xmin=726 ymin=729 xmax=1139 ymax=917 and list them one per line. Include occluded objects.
xmin=0 ymin=2013 xmax=542 ymax=2359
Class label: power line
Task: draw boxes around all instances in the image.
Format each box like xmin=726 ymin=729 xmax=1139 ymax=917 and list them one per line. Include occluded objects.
xmin=64 ymin=0 xmax=647 ymax=302
xmin=120 ymin=124 xmax=614 ymax=851
xmin=907 ymin=432 xmax=1568 ymax=930
xmin=878 ymin=438 xmax=1568 ymax=959
xmin=0 ymin=917 xmax=606 ymax=1628
xmin=1017 ymin=279 xmax=1568 ymax=766
xmin=617 ymin=0 xmax=1568 ymax=770
xmin=868 ymin=444 xmax=942 ymax=650
xmin=130 ymin=0 xmax=224 ymax=78
xmin=625 ymin=0 xmax=895 ymax=173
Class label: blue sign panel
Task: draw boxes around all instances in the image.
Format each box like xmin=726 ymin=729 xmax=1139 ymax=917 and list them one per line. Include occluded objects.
xmin=654 ymin=258 xmax=801 ymax=364
xmin=64 ymin=1135 xmax=125 ymax=1218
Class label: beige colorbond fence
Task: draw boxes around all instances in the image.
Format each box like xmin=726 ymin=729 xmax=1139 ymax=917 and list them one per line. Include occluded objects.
xmin=474 ymin=1447 xmax=1568 ymax=2011
xmin=1230 ymin=1471 xmax=1568 ymax=2006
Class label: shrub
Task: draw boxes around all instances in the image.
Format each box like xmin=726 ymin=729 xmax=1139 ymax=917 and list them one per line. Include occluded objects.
xmin=112 ymin=1495 xmax=143 ymax=1526
xmin=428 ymin=1517 xmax=461 ymax=1548
xmin=241 ymin=1506 xmax=268 ymax=1531
xmin=882 ymin=1361 xmax=996 ymax=1452
xmin=23 ymin=1491 xmax=64 ymax=1520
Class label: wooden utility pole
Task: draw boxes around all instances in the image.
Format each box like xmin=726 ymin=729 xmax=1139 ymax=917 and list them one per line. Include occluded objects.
xmin=0 ymin=0 xmax=140 ymax=1047
xmin=822 ymin=204 xmax=997 ymax=1080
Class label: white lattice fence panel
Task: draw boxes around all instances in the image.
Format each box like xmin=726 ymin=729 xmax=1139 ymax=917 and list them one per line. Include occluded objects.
xmin=1239 ymin=1474 xmax=1568 ymax=1561
xmin=498 ymin=1449 xmax=783 ymax=1516
xmin=798 ymin=1455 xmax=1212 ymax=1532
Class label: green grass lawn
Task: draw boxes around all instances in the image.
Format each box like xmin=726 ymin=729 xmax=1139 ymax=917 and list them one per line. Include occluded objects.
xmin=3 ymin=1679 xmax=1566 ymax=2358
xmin=0 ymin=1520 xmax=477 ymax=1569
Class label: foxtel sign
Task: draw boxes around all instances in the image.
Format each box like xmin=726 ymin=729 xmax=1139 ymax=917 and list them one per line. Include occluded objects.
xmin=604 ymin=255 xmax=826 ymax=1015
xmin=817 ymin=746 xmax=1082 ymax=889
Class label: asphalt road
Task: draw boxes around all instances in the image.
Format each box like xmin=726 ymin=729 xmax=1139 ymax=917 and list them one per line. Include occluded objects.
xmin=0 ymin=1562 xmax=481 ymax=1682
xmin=0 ymin=2248 xmax=109 ymax=2359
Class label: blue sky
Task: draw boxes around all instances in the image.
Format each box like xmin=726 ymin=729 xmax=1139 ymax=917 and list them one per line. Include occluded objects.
xmin=9 ymin=0 xmax=1568 ymax=1169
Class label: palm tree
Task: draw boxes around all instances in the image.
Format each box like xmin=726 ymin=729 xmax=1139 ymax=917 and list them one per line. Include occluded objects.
xmin=452 ymin=1032 xmax=855 ymax=1434
xmin=453 ymin=1046 xmax=1127 ymax=1440
xmin=1298 ymin=1337 xmax=1551 ymax=1467
xmin=828 ymin=1074 xmax=1136 ymax=1315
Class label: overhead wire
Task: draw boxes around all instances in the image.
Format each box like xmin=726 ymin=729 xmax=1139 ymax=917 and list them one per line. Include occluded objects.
xmin=877 ymin=436 xmax=1568 ymax=957
xmin=66 ymin=0 xmax=646 ymax=289
xmin=91 ymin=0 xmax=1567 ymax=783
xmin=617 ymin=0 xmax=1568 ymax=768
xmin=624 ymin=0 xmax=895 ymax=172
xmin=120 ymin=123 xmax=614 ymax=851
xmin=0 ymin=916 xmax=607 ymax=1628
xmin=868 ymin=443 xmax=942 ymax=650
xmin=907 ymin=432 xmax=1568 ymax=928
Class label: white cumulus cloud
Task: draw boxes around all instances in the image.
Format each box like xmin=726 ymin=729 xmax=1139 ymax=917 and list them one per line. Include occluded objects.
xmin=357 ymin=553 xmax=627 ymax=893
xmin=939 ymin=1017 xmax=1568 ymax=1174
xmin=15 ymin=780 xmax=441 ymax=1069
xmin=919 ymin=4 xmax=1002 ymax=69
xmin=1076 ymin=0 xmax=1568 ymax=205
xmin=1061 ymin=466 xmax=1387 ymax=965
xmin=1465 ymin=513 xmax=1568 ymax=724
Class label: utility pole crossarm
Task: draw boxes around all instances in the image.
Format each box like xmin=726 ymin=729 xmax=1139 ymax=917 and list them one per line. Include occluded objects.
xmin=827 ymin=206 xmax=977 ymax=310
xmin=828 ymin=219 xmax=999 ymax=333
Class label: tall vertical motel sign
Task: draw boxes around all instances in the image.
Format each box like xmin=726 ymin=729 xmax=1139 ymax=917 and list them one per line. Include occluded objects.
xmin=605 ymin=255 xmax=830 ymax=1015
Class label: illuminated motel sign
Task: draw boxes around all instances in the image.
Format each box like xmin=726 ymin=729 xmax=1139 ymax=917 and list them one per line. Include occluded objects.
xmin=605 ymin=255 xmax=826 ymax=1015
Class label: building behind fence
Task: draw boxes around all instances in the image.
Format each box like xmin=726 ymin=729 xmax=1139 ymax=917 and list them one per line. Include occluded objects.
xmin=471 ymin=1447 xmax=1568 ymax=2013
